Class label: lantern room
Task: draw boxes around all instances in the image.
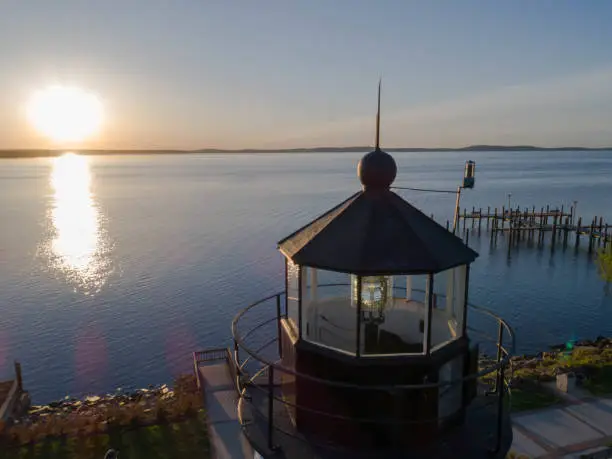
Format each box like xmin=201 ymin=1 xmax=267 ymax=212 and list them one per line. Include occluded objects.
xmin=278 ymin=179 xmax=476 ymax=358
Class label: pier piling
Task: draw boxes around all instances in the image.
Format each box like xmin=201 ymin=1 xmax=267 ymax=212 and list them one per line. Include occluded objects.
xmin=456 ymin=204 xmax=609 ymax=255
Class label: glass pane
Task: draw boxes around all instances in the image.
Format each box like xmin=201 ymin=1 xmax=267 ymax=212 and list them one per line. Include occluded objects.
xmin=363 ymin=275 xmax=424 ymax=355
xmin=300 ymin=267 xmax=309 ymax=337
xmin=315 ymin=269 xmax=347 ymax=299
xmin=286 ymin=259 xmax=300 ymax=334
xmin=453 ymin=265 xmax=466 ymax=337
xmin=432 ymin=269 xmax=449 ymax=312
xmin=430 ymin=266 xmax=469 ymax=352
xmin=408 ymin=275 xmax=427 ymax=302
xmin=423 ymin=274 xmax=433 ymax=352
xmin=302 ymin=270 xmax=355 ymax=354
xmin=430 ymin=269 xmax=456 ymax=351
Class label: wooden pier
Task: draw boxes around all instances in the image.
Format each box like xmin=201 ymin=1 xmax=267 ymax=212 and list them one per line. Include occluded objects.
xmin=455 ymin=204 xmax=611 ymax=253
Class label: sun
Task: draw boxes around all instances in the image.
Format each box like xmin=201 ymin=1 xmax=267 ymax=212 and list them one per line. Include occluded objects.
xmin=27 ymin=85 xmax=104 ymax=143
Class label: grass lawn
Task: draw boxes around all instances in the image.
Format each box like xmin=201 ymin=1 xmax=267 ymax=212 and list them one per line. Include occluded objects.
xmin=526 ymin=347 xmax=612 ymax=398
xmin=480 ymin=345 xmax=612 ymax=413
xmin=584 ymin=365 xmax=612 ymax=396
xmin=3 ymin=412 xmax=210 ymax=459
xmin=497 ymin=345 xmax=612 ymax=412
xmin=509 ymin=380 xmax=562 ymax=412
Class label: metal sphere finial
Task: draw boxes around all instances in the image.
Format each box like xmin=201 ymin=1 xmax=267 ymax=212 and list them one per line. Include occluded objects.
xmin=357 ymin=148 xmax=397 ymax=190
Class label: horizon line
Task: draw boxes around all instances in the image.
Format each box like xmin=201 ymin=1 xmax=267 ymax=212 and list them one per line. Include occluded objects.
xmin=1 ymin=144 xmax=612 ymax=156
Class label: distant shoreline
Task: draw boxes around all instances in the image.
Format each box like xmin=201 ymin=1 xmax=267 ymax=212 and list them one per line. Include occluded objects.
xmin=1 ymin=144 xmax=611 ymax=158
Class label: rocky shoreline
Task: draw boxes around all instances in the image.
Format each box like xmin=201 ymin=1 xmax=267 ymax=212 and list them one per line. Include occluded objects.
xmin=482 ymin=336 xmax=612 ymax=364
xmin=548 ymin=335 xmax=612 ymax=351
xmin=11 ymin=336 xmax=612 ymax=418
xmin=21 ymin=383 xmax=175 ymax=425
xmin=0 ymin=375 xmax=202 ymax=447
xmin=511 ymin=336 xmax=612 ymax=374
xmin=2 ymin=336 xmax=611 ymax=445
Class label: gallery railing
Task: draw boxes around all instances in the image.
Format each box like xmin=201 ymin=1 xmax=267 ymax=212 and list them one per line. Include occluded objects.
xmin=230 ymin=285 xmax=515 ymax=456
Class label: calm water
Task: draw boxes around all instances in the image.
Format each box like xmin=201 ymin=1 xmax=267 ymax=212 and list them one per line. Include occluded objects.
xmin=1 ymin=150 xmax=611 ymax=403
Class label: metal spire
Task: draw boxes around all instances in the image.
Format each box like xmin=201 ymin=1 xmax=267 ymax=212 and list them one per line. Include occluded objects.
xmin=375 ymin=78 xmax=381 ymax=151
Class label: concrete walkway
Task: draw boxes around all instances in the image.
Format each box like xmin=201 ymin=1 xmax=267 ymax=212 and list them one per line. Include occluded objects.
xmin=197 ymin=361 xmax=612 ymax=458
xmin=198 ymin=363 xmax=255 ymax=459
xmin=510 ymin=397 xmax=612 ymax=458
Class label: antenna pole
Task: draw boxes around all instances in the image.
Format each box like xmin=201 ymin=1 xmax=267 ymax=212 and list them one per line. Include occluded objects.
xmin=375 ymin=79 xmax=381 ymax=150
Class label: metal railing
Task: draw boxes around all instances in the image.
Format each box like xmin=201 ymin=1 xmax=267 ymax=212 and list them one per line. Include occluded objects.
xmin=193 ymin=348 xmax=228 ymax=363
xmin=233 ymin=285 xmax=514 ymax=363
xmin=192 ymin=347 xmax=232 ymax=389
xmin=0 ymin=379 xmax=19 ymax=421
xmin=231 ymin=285 xmax=515 ymax=456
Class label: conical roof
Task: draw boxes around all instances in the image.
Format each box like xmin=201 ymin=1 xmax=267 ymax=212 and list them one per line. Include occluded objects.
xmin=278 ymin=189 xmax=478 ymax=275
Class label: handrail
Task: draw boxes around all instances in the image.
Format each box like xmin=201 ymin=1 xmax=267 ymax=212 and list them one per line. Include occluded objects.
xmin=232 ymin=290 xmax=515 ymax=392
xmin=239 ymin=316 xmax=280 ymax=342
xmin=193 ymin=354 xmax=200 ymax=389
xmin=232 ymin=288 xmax=514 ymax=455
xmin=0 ymin=379 xmax=19 ymax=421
xmin=238 ymin=337 xmax=278 ymax=373
xmin=225 ymin=348 xmax=242 ymax=393
xmin=193 ymin=347 xmax=231 ymax=390
xmin=315 ymin=284 xmax=514 ymax=352
xmin=193 ymin=347 xmax=229 ymax=363
xmin=238 ymin=382 xmax=509 ymax=458
xmin=242 ymin=372 xmax=499 ymax=426
xmin=240 ymin=354 xmax=500 ymax=428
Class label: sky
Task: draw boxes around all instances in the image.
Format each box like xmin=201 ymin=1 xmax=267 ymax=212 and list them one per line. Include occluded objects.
xmin=1 ymin=0 xmax=612 ymax=150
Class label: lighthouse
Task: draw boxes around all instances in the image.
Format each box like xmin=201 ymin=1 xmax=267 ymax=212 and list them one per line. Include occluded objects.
xmin=232 ymin=83 xmax=513 ymax=458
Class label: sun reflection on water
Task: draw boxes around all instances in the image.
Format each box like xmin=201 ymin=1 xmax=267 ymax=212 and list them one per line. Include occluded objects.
xmin=42 ymin=153 xmax=113 ymax=294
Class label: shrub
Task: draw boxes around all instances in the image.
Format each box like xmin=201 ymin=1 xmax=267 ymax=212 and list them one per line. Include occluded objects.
xmin=597 ymin=245 xmax=612 ymax=293
xmin=174 ymin=374 xmax=198 ymax=398
xmin=105 ymin=404 xmax=129 ymax=428
xmin=154 ymin=400 xmax=169 ymax=423
xmin=128 ymin=404 xmax=147 ymax=427
xmin=10 ymin=423 xmax=35 ymax=446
